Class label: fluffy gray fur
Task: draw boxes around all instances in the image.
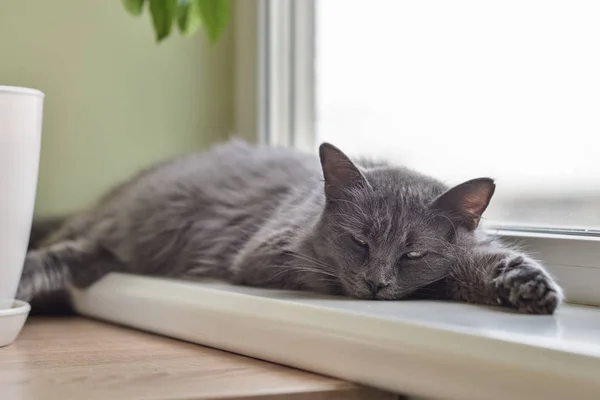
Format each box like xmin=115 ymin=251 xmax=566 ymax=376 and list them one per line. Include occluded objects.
xmin=18 ymin=139 xmax=564 ymax=314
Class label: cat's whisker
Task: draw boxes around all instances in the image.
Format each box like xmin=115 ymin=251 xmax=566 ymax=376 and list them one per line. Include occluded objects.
xmin=265 ymin=268 xmax=339 ymax=287
xmin=262 ymin=263 xmax=339 ymax=280
xmin=284 ymin=251 xmax=338 ymax=273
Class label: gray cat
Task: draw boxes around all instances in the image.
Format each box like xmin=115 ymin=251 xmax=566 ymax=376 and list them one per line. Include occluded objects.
xmin=19 ymin=139 xmax=563 ymax=314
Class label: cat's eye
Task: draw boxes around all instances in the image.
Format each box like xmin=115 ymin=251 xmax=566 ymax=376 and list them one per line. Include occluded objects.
xmin=351 ymin=235 xmax=369 ymax=249
xmin=402 ymin=250 xmax=428 ymax=260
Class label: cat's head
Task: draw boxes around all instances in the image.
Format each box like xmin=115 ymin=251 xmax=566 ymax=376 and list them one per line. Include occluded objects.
xmin=315 ymin=143 xmax=495 ymax=300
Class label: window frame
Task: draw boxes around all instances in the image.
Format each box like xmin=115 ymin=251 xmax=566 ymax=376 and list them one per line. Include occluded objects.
xmin=258 ymin=0 xmax=316 ymax=151
xmin=238 ymin=0 xmax=600 ymax=306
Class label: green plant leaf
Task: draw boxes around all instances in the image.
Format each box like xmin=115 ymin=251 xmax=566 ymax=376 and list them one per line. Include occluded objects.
xmin=177 ymin=0 xmax=202 ymax=36
xmin=149 ymin=0 xmax=178 ymax=42
xmin=122 ymin=0 xmax=145 ymax=16
xmin=196 ymin=0 xmax=230 ymax=43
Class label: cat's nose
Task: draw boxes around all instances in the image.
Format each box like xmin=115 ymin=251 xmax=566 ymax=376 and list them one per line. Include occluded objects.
xmin=364 ymin=278 xmax=389 ymax=295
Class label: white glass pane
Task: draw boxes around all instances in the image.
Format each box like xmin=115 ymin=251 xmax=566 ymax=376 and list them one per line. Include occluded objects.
xmin=316 ymin=0 xmax=600 ymax=229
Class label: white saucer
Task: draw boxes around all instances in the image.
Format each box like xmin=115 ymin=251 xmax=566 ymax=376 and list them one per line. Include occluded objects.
xmin=0 ymin=300 xmax=30 ymax=347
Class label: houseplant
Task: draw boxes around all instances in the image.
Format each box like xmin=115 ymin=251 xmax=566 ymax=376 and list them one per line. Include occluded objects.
xmin=122 ymin=0 xmax=231 ymax=42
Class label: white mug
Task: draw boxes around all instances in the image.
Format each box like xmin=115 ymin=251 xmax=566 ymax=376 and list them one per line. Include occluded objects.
xmin=0 ymin=86 xmax=43 ymax=310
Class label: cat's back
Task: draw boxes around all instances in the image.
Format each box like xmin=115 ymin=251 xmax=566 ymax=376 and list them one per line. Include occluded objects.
xmin=112 ymin=139 xmax=321 ymax=216
xmin=163 ymin=139 xmax=320 ymax=195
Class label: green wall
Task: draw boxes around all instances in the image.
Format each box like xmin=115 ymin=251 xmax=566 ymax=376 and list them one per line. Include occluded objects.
xmin=0 ymin=1 xmax=233 ymax=217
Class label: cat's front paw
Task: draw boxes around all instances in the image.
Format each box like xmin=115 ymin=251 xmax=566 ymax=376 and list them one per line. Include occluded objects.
xmin=492 ymin=255 xmax=564 ymax=314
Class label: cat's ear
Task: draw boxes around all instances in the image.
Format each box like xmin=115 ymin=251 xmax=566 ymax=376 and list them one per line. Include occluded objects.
xmin=319 ymin=143 xmax=369 ymax=200
xmin=430 ymin=178 xmax=495 ymax=230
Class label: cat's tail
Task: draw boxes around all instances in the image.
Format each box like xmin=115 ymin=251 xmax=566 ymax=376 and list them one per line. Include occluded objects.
xmin=21 ymin=216 xmax=74 ymax=314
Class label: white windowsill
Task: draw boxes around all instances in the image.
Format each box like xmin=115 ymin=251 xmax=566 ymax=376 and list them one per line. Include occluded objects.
xmin=72 ymin=273 xmax=600 ymax=400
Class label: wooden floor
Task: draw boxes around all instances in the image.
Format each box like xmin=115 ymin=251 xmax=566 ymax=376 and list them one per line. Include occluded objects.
xmin=0 ymin=317 xmax=397 ymax=400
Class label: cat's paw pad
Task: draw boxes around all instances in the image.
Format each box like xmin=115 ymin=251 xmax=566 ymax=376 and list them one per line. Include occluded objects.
xmin=492 ymin=255 xmax=564 ymax=314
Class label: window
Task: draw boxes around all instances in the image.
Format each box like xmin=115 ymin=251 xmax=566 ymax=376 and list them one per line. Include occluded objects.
xmin=258 ymin=0 xmax=600 ymax=305
xmin=316 ymin=0 xmax=600 ymax=231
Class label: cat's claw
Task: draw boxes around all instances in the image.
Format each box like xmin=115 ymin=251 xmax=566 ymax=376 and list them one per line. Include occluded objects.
xmin=492 ymin=255 xmax=564 ymax=314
